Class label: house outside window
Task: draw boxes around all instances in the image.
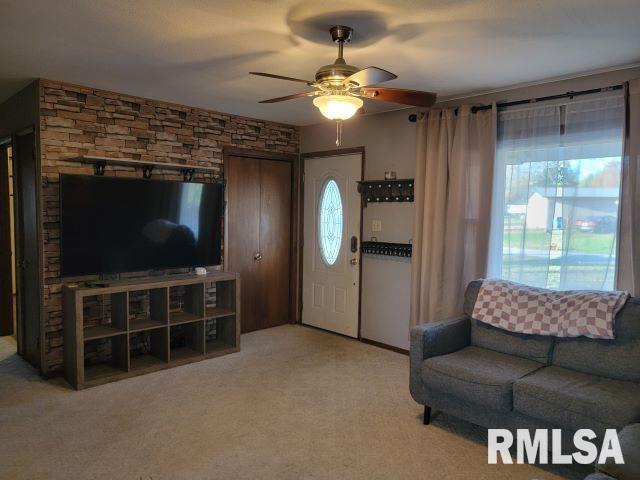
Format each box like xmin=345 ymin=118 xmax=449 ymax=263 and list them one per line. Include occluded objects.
xmin=487 ymin=93 xmax=625 ymax=291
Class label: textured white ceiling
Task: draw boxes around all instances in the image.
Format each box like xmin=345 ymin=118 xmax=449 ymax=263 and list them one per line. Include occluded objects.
xmin=1 ymin=0 xmax=639 ymax=125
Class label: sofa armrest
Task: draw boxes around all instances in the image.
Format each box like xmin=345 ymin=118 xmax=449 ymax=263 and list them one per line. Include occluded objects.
xmin=597 ymin=423 xmax=640 ymax=480
xmin=410 ymin=315 xmax=471 ymax=361
xmin=409 ymin=315 xmax=470 ymax=404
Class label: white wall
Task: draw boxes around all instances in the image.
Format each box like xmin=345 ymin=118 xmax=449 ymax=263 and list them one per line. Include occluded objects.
xmin=300 ymin=66 xmax=640 ymax=351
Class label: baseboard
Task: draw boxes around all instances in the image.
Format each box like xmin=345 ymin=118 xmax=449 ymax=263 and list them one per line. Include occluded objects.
xmin=299 ymin=324 xmax=408 ymax=354
xmin=360 ymin=337 xmax=408 ymax=355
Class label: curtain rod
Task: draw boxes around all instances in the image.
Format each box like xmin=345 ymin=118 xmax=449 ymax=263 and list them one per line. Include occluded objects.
xmin=408 ymin=84 xmax=624 ymax=122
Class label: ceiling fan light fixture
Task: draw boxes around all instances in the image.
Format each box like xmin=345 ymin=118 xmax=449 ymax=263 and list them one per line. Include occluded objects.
xmin=313 ymin=95 xmax=363 ymax=121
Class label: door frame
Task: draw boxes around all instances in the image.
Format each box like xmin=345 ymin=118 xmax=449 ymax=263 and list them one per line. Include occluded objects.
xmin=299 ymin=147 xmax=365 ymax=337
xmin=222 ymin=146 xmax=301 ymax=326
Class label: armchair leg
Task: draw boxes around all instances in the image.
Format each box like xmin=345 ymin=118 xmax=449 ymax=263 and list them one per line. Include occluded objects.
xmin=423 ymin=405 xmax=431 ymax=425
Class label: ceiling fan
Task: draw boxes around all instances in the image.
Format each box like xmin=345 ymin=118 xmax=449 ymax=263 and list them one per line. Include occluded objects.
xmin=250 ymin=25 xmax=437 ymax=145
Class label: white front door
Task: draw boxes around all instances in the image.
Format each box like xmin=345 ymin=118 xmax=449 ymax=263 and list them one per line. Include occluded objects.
xmin=302 ymin=153 xmax=362 ymax=337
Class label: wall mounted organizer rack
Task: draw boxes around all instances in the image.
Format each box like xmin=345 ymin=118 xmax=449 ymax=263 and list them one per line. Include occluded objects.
xmin=361 ymin=241 xmax=412 ymax=258
xmin=74 ymin=155 xmax=220 ymax=181
xmin=357 ymin=179 xmax=414 ymax=207
xmin=63 ymin=271 xmax=240 ymax=389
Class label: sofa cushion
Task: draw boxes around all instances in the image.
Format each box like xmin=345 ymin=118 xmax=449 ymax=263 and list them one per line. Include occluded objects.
xmin=553 ymin=297 xmax=640 ymax=382
xmin=463 ymin=280 xmax=555 ymax=363
xmin=422 ymin=346 xmax=544 ymax=413
xmin=514 ymin=366 xmax=640 ymax=430
xmin=470 ymin=319 xmax=555 ymax=363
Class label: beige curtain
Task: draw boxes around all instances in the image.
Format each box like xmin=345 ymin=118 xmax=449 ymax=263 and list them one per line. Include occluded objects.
xmin=617 ymin=79 xmax=640 ymax=295
xmin=410 ymin=105 xmax=496 ymax=327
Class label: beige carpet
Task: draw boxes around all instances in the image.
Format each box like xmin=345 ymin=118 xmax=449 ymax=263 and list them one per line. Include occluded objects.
xmin=0 ymin=325 xmax=585 ymax=480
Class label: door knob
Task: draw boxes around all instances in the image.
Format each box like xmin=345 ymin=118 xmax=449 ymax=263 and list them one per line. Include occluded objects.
xmin=254 ymin=252 xmax=263 ymax=261
xmin=350 ymin=258 xmax=359 ymax=266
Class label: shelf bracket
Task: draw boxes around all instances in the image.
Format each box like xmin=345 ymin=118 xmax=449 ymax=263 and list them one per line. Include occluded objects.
xmin=142 ymin=165 xmax=154 ymax=179
xmin=182 ymin=168 xmax=195 ymax=182
xmin=93 ymin=160 xmax=107 ymax=176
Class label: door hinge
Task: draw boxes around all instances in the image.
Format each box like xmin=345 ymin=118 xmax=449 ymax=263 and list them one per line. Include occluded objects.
xmin=302 ymin=173 xmax=305 ymax=184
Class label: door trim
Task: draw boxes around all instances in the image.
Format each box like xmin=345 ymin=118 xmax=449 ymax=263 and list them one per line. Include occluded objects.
xmin=299 ymin=147 xmax=365 ymax=337
xmin=222 ymin=146 xmax=301 ymax=327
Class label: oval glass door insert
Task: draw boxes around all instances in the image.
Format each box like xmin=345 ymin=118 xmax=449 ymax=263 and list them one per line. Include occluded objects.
xmin=318 ymin=178 xmax=343 ymax=265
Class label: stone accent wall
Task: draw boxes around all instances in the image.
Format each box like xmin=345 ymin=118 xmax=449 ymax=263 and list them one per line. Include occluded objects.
xmin=39 ymin=79 xmax=299 ymax=372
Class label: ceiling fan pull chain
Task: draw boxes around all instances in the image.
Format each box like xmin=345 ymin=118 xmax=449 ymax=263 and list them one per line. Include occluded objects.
xmin=336 ymin=120 xmax=343 ymax=147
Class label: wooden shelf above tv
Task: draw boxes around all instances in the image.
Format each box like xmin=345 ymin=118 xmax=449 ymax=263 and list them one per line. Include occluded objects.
xmin=74 ymin=155 xmax=220 ymax=174
xmin=63 ymin=272 xmax=240 ymax=389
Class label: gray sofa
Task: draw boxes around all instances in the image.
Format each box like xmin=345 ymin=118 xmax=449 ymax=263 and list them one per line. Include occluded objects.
xmin=410 ymin=280 xmax=640 ymax=479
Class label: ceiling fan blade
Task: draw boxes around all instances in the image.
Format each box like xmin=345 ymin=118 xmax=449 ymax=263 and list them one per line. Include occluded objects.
xmin=359 ymin=87 xmax=437 ymax=107
xmin=259 ymin=91 xmax=320 ymax=103
xmin=343 ymin=66 xmax=397 ymax=87
xmin=250 ymin=72 xmax=314 ymax=85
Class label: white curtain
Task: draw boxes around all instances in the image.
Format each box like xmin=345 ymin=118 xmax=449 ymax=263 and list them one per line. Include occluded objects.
xmin=617 ymin=79 xmax=640 ymax=295
xmin=487 ymin=92 xmax=625 ymax=290
xmin=411 ymin=105 xmax=496 ymax=327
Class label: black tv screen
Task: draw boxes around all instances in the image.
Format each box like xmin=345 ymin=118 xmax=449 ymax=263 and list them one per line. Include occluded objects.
xmin=60 ymin=174 xmax=223 ymax=276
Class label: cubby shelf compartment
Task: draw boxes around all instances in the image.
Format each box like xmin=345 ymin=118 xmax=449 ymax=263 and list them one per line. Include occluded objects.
xmin=129 ymin=288 xmax=168 ymax=332
xmin=83 ymin=335 xmax=128 ymax=386
xmin=169 ymin=283 xmax=204 ymax=325
xmin=357 ymin=179 xmax=414 ymax=207
xmin=63 ymin=272 xmax=240 ymax=389
xmin=205 ymin=316 xmax=237 ymax=356
xmin=129 ymin=328 xmax=168 ymax=371
xmin=81 ymin=292 xmax=128 ymax=340
xmin=170 ymin=322 xmax=205 ymax=363
xmin=204 ymin=279 xmax=236 ymax=319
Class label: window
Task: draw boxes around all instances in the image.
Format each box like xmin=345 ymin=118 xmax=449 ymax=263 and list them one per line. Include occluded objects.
xmin=318 ymin=178 xmax=343 ymax=265
xmin=488 ymin=93 xmax=625 ymax=290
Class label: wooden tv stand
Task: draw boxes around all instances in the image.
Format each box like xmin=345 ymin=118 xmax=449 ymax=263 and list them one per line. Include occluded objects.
xmin=63 ymin=271 xmax=240 ymax=389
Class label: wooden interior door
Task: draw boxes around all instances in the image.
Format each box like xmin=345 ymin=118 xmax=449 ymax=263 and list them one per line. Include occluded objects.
xmin=259 ymin=159 xmax=292 ymax=329
xmin=0 ymin=144 xmax=13 ymax=336
xmin=14 ymin=131 xmax=41 ymax=367
xmin=226 ymin=155 xmax=292 ymax=333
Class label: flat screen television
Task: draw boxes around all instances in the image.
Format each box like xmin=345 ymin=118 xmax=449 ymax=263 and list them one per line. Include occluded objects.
xmin=60 ymin=174 xmax=224 ymax=276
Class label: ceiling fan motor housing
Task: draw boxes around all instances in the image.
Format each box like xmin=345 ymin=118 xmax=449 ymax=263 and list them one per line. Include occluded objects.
xmin=330 ymin=25 xmax=353 ymax=44
xmin=315 ymin=60 xmax=359 ymax=88
xmin=315 ymin=25 xmax=358 ymax=89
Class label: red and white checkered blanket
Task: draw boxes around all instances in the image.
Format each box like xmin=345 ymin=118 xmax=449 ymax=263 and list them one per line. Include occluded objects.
xmin=472 ymin=279 xmax=629 ymax=339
